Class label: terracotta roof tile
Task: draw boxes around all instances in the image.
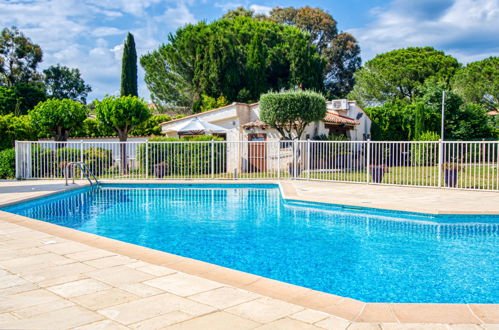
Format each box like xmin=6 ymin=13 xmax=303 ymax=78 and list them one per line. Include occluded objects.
xmin=242 ymin=120 xmax=269 ymax=129
xmin=323 ymin=111 xmax=359 ymax=125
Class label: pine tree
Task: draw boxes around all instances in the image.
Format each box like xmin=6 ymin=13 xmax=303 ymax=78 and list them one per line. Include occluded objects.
xmin=120 ymin=32 xmax=138 ymax=97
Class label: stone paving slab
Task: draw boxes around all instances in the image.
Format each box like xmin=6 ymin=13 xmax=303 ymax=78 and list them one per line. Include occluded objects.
xmin=0 ymin=216 xmax=497 ymax=329
xmin=280 ymin=181 xmax=499 ymax=215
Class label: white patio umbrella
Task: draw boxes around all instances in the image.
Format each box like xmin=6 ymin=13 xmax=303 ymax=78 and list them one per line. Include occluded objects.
xmin=166 ymin=117 xmax=227 ymax=135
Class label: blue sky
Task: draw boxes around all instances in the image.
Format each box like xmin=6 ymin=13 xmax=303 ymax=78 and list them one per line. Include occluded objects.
xmin=1 ymin=0 xmax=498 ymax=101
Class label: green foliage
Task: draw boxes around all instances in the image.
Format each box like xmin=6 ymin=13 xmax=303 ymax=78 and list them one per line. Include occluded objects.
xmin=12 ymin=83 xmax=47 ymax=115
xmin=452 ymin=56 xmax=498 ymax=110
xmin=0 ymin=84 xmax=46 ymax=115
xmin=130 ymin=114 xmax=172 ymax=136
xmin=0 ymin=27 xmax=43 ymax=87
xmin=415 ymin=82 xmax=496 ymax=140
xmin=0 ymin=114 xmax=35 ymax=150
xmin=70 ymin=117 xmax=114 ymax=138
xmin=446 ymin=103 xmax=497 ymax=140
xmin=83 ymin=147 xmax=113 ymax=176
xmin=30 ymin=146 xmax=112 ymax=178
xmin=0 ymin=86 xmax=16 ymax=115
xmin=140 ymin=17 xmax=324 ymax=111
xmin=312 ymin=134 xmax=348 ymax=141
xmin=29 ymin=99 xmax=88 ymax=141
xmin=223 ymin=6 xmax=255 ymax=19
xmin=418 ymin=131 xmax=440 ymax=141
xmin=366 ymin=82 xmax=497 ymax=141
xmin=30 ymin=146 xmax=77 ymax=178
xmin=94 ymin=96 xmax=150 ymax=141
xmin=410 ymin=131 xmax=440 ymax=166
xmin=269 ymin=7 xmax=360 ymax=98
xmin=137 ymin=136 xmax=225 ymax=176
xmin=0 ymin=148 xmax=15 ymax=179
xmin=365 ymin=101 xmax=415 ymax=140
xmin=323 ymin=32 xmax=361 ymax=98
xmin=43 ymin=64 xmax=91 ymax=104
xmin=120 ymin=33 xmax=138 ymax=97
xmin=270 ymin=7 xmax=337 ymax=53
xmin=200 ymin=95 xmax=229 ymax=112
xmin=260 ymin=89 xmax=327 ymax=139
xmin=349 ymin=47 xmax=460 ymax=106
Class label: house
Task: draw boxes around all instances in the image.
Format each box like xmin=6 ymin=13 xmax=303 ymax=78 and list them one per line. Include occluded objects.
xmin=158 ymin=100 xmax=371 ymax=174
xmin=159 ymin=99 xmax=371 ymax=142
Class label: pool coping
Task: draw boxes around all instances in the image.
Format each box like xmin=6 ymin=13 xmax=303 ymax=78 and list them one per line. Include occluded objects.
xmin=0 ymin=181 xmax=497 ymax=325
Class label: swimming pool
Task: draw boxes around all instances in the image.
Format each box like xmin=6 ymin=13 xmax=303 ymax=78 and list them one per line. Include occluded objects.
xmin=3 ymin=183 xmax=498 ymax=303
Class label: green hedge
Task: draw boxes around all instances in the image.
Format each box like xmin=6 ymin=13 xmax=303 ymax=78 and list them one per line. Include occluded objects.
xmin=82 ymin=147 xmax=113 ymax=176
xmin=411 ymin=131 xmax=439 ymax=166
xmin=0 ymin=114 xmax=37 ymax=151
xmin=0 ymin=148 xmax=15 ymax=179
xmin=30 ymin=146 xmax=112 ymax=178
xmin=137 ymin=136 xmax=226 ymax=176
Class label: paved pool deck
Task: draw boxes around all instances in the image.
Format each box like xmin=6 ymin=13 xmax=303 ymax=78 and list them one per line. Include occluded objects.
xmin=0 ymin=180 xmax=497 ymax=329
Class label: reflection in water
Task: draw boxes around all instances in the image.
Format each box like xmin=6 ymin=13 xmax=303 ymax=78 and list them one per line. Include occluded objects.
xmin=3 ymin=185 xmax=498 ymax=304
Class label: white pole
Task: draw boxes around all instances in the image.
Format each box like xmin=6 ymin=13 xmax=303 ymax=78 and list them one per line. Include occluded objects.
xmin=441 ymin=90 xmax=446 ymax=141
xmin=439 ymin=90 xmax=446 ymax=188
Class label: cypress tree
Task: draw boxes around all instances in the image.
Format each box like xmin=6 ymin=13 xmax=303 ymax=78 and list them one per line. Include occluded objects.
xmin=120 ymin=32 xmax=138 ymax=97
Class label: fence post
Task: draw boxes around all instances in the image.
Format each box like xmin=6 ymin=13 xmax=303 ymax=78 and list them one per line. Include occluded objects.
xmin=15 ymin=141 xmax=19 ymax=179
xmin=277 ymin=141 xmax=280 ymax=180
xmin=307 ymin=139 xmax=311 ymax=180
xmin=438 ymin=139 xmax=443 ymax=187
xmin=145 ymin=140 xmax=149 ymax=179
xmin=27 ymin=142 xmax=32 ymax=179
xmin=293 ymin=140 xmax=297 ymax=179
xmin=80 ymin=140 xmax=84 ymax=180
xmin=211 ymin=139 xmax=215 ymax=179
xmin=366 ymin=139 xmax=371 ymax=184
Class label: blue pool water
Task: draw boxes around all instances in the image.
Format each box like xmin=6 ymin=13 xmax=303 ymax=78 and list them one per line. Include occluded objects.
xmin=3 ymin=184 xmax=498 ymax=303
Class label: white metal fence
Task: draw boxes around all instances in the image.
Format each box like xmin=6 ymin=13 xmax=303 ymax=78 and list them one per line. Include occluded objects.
xmin=15 ymin=140 xmax=499 ymax=191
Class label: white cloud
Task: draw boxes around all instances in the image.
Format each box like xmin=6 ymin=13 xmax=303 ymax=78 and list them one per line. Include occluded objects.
xmin=351 ymin=0 xmax=499 ymax=63
xmin=0 ymin=0 xmax=198 ymax=101
xmin=249 ymin=4 xmax=272 ymax=15
xmin=86 ymin=0 xmax=162 ymax=17
xmin=161 ymin=4 xmax=197 ymax=27
xmin=214 ymin=2 xmax=243 ymax=12
xmin=214 ymin=2 xmax=272 ymax=15
xmin=92 ymin=27 xmax=126 ymax=37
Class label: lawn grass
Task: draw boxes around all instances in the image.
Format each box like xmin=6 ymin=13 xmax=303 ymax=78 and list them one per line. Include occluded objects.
xmin=304 ymin=165 xmax=498 ymax=190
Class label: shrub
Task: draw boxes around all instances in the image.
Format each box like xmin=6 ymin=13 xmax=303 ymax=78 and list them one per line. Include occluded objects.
xmin=31 ymin=147 xmax=79 ymax=178
xmin=30 ymin=145 xmax=54 ymax=178
xmin=30 ymin=99 xmax=88 ymax=141
xmin=0 ymin=148 xmax=15 ymax=179
xmin=130 ymin=114 xmax=172 ymax=136
xmin=313 ymin=134 xmax=348 ymax=141
xmin=411 ymin=131 xmax=440 ymax=166
xmin=310 ymin=135 xmax=356 ymax=170
xmin=29 ymin=146 xmax=112 ymax=178
xmin=260 ymin=90 xmax=327 ymax=139
xmin=200 ymin=95 xmax=228 ymax=112
xmin=81 ymin=147 xmax=113 ymax=176
xmin=71 ymin=118 xmax=114 ymax=138
xmin=95 ymin=96 xmax=150 ymax=141
xmin=137 ymin=136 xmax=226 ymax=176
xmin=0 ymin=114 xmax=36 ymax=151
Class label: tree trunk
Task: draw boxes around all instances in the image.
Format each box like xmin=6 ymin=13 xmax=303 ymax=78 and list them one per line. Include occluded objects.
xmin=54 ymin=127 xmax=69 ymax=149
xmin=117 ymin=129 xmax=128 ymax=175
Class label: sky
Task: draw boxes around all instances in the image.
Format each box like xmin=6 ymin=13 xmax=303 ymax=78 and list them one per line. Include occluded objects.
xmin=1 ymin=0 xmax=498 ymax=102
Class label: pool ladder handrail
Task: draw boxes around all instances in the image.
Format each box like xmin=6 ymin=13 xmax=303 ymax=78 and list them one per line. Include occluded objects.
xmin=64 ymin=162 xmax=99 ymax=186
